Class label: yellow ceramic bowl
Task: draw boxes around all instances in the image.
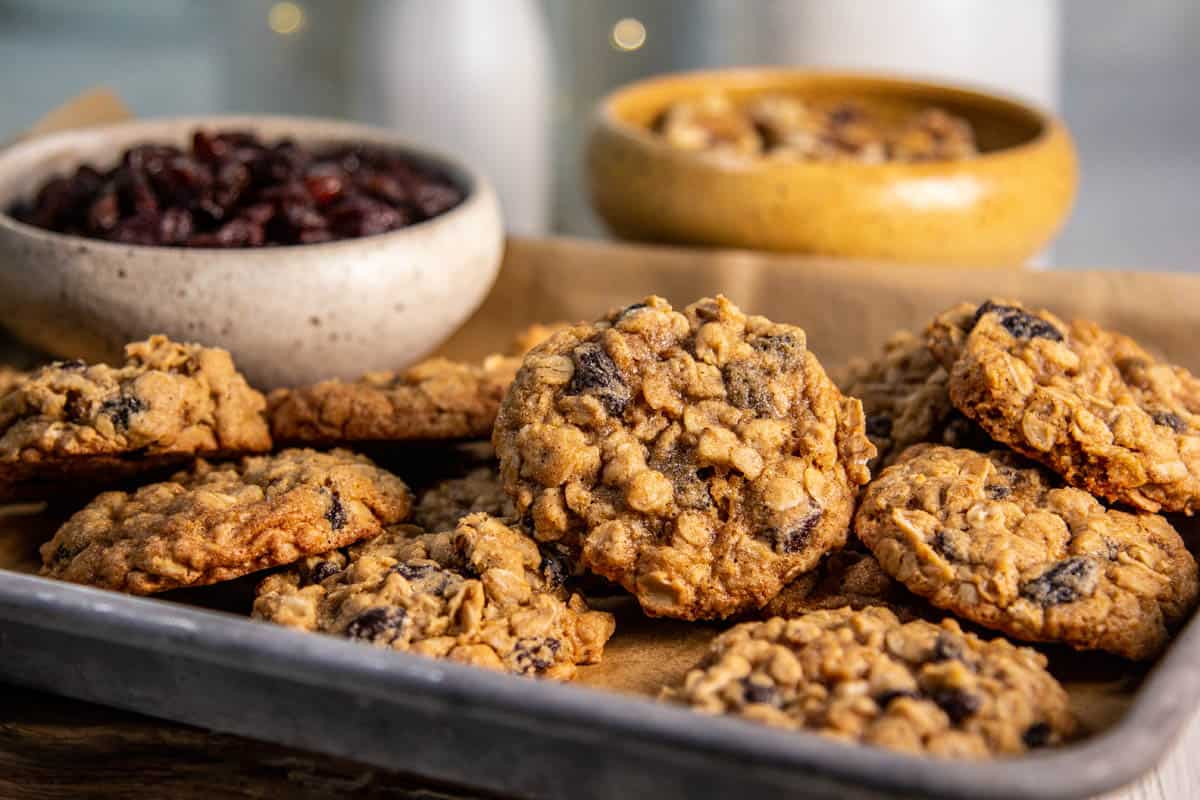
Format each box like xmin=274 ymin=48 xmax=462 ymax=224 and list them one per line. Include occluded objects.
xmin=587 ymin=69 xmax=1077 ymax=266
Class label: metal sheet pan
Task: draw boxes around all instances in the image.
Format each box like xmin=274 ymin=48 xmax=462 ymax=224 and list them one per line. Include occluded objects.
xmin=1 ymin=568 xmax=1198 ymax=800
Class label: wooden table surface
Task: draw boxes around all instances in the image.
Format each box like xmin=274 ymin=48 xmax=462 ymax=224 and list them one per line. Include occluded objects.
xmin=1 ymin=683 xmax=1194 ymax=800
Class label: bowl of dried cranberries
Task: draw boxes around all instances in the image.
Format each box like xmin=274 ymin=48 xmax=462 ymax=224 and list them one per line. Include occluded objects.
xmin=0 ymin=115 xmax=503 ymax=388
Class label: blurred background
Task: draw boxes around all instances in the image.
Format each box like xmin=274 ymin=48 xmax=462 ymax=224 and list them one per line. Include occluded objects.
xmin=0 ymin=0 xmax=1196 ymax=269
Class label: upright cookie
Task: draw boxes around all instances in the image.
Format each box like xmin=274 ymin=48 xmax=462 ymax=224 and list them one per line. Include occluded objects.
xmin=269 ymin=355 xmax=519 ymax=445
xmin=662 ymin=608 xmax=1075 ymax=758
xmin=494 ymin=295 xmax=874 ymax=620
xmin=41 ymin=448 xmax=412 ymax=594
xmin=841 ymin=329 xmax=990 ymax=470
xmin=412 ymin=467 xmax=515 ymax=531
xmin=856 ymin=445 xmax=1199 ymax=660
xmin=0 ymin=336 xmax=271 ymax=501
xmin=947 ymin=299 xmax=1200 ymax=513
xmin=253 ymin=513 xmax=615 ymax=679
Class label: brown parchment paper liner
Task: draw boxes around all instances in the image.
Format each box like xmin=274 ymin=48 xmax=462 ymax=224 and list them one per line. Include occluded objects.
xmin=441 ymin=237 xmax=1200 ymax=375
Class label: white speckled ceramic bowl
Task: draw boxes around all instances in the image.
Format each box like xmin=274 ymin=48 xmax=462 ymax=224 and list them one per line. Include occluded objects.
xmin=0 ymin=115 xmax=503 ymax=389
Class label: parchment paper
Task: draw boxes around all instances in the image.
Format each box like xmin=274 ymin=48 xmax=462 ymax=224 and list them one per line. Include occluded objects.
xmin=441 ymin=236 xmax=1200 ymax=375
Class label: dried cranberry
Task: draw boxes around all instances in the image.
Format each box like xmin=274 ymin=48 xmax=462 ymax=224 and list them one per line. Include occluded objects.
xmin=304 ymin=171 xmax=344 ymax=205
xmin=298 ymin=228 xmax=334 ymax=244
xmin=86 ymin=192 xmax=121 ymax=233
xmin=12 ymin=129 xmax=462 ymax=246
xmin=412 ymin=183 xmax=462 ymax=219
xmin=111 ymin=212 xmax=162 ymax=246
xmin=212 ymin=218 xmax=265 ymax=247
xmin=158 ymin=208 xmax=193 ymax=244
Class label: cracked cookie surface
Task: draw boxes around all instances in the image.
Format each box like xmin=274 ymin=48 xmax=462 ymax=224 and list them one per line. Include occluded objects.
xmin=253 ymin=512 xmax=615 ymax=679
xmin=856 ymin=445 xmax=1199 ymax=659
xmin=946 ymin=300 xmax=1200 ymax=513
xmin=412 ymin=467 xmax=515 ymax=532
xmin=493 ymin=295 xmax=874 ymax=620
xmin=0 ymin=336 xmax=271 ymax=500
xmin=842 ymin=329 xmax=990 ymax=470
xmin=40 ymin=448 xmax=411 ymax=594
xmin=662 ymin=607 xmax=1075 ymax=758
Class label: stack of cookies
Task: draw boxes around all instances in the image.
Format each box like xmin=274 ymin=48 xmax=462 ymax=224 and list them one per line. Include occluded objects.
xmin=672 ymin=298 xmax=1198 ymax=758
xmin=4 ymin=294 xmax=1198 ymax=761
xmin=0 ymin=327 xmax=613 ymax=680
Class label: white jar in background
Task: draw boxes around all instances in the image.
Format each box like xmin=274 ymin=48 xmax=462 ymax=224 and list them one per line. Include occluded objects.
xmin=349 ymin=0 xmax=552 ymax=235
xmin=736 ymin=0 xmax=1060 ymax=108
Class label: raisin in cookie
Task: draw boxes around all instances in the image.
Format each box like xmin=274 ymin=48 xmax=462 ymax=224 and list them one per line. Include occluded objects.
xmin=841 ymin=329 xmax=990 ymax=470
xmin=947 ymin=300 xmax=1200 ymax=513
xmin=412 ymin=467 xmax=515 ymax=531
xmin=493 ymin=295 xmax=874 ymax=620
xmin=759 ymin=547 xmax=920 ymax=621
xmin=857 ymin=445 xmax=1199 ymax=660
xmin=662 ymin=608 xmax=1075 ymax=758
xmin=253 ymin=513 xmax=615 ymax=679
xmin=0 ymin=337 xmax=271 ymax=501
xmin=41 ymin=448 xmax=412 ymax=594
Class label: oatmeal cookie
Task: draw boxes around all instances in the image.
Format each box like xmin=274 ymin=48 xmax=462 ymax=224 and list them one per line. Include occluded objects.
xmin=841 ymin=329 xmax=990 ymax=470
xmin=947 ymin=299 xmax=1200 ymax=513
xmin=0 ymin=337 xmax=271 ymax=501
xmin=759 ymin=547 xmax=919 ymax=621
xmin=253 ymin=513 xmax=615 ymax=679
xmin=412 ymin=467 xmax=515 ymax=531
xmin=40 ymin=448 xmax=412 ymax=594
xmin=662 ymin=608 xmax=1075 ymax=758
xmin=268 ymin=355 xmax=520 ymax=445
xmin=493 ymin=295 xmax=874 ymax=620
xmin=856 ymin=445 xmax=1199 ymax=659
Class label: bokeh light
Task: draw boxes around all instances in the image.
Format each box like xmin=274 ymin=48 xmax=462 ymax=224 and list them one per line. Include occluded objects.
xmin=268 ymin=2 xmax=306 ymax=36
xmin=610 ymin=18 xmax=646 ymax=52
